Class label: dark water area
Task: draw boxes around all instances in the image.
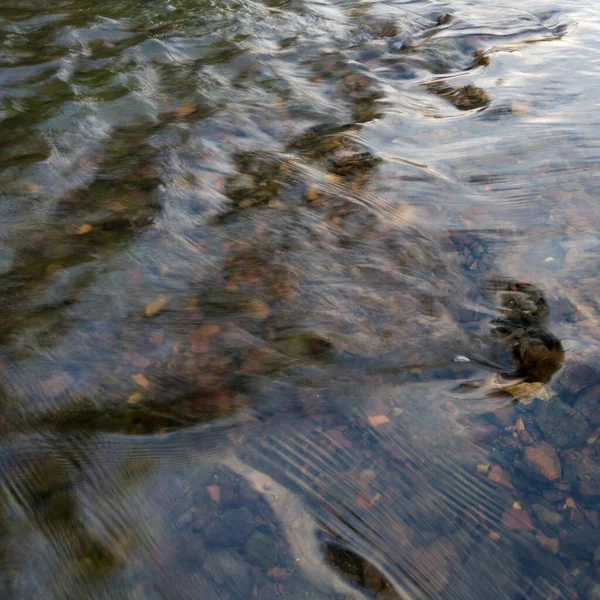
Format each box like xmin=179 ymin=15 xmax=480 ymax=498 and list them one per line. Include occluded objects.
xmin=1 ymin=0 xmax=600 ymax=598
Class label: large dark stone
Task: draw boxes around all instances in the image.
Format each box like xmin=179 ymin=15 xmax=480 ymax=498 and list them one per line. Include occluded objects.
xmin=561 ymin=530 xmax=600 ymax=560
xmin=218 ymin=508 xmax=256 ymax=547
xmin=562 ymin=450 xmax=600 ymax=499
xmin=535 ymin=398 xmax=588 ymax=449
xmin=574 ymin=385 xmax=600 ymax=426
xmin=245 ymin=531 xmax=278 ymax=569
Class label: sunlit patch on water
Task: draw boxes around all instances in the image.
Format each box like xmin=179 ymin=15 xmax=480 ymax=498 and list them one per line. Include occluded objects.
xmin=1 ymin=0 xmax=600 ymax=597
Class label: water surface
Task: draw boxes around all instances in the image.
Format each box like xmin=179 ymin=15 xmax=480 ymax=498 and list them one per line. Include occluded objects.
xmin=1 ymin=0 xmax=600 ymax=598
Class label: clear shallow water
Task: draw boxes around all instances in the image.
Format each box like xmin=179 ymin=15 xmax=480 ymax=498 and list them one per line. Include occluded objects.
xmin=1 ymin=0 xmax=600 ymax=598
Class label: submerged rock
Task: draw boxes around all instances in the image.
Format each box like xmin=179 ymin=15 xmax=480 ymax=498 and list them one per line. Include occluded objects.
xmin=531 ymin=503 xmax=563 ymax=528
xmin=518 ymin=442 xmax=561 ymax=482
xmin=245 ymin=532 xmax=278 ymax=569
xmin=535 ymin=398 xmax=588 ymax=449
xmin=427 ymin=83 xmax=491 ymax=111
xmin=562 ymin=451 xmax=600 ymax=499
xmin=203 ymin=550 xmax=252 ymax=598
xmin=574 ymin=384 xmax=600 ymax=426
xmin=218 ymin=508 xmax=256 ymax=547
xmin=328 ymin=151 xmax=381 ymax=176
xmin=502 ymin=507 xmax=534 ymax=531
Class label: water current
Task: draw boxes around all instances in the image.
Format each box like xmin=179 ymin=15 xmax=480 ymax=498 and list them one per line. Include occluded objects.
xmin=1 ymin=0 xmax=600 ymax=598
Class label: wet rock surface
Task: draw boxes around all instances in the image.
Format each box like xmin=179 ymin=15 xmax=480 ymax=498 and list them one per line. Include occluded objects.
xmin=519 ymin=442 xmax=561 ymax=482
xmin=0 ymin=0 xmax=598 ymax=599
xmin=536 ymin=398 xmax=589 ymax=448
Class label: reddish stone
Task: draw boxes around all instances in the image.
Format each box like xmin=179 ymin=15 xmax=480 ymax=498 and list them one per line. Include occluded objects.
xmin=502 ymin=508 xmax=534 ymax=531
xmin=488 ymin=465 xmax=514 ymax=490
xmin=522 ymin=442 xmax=561 ymax=482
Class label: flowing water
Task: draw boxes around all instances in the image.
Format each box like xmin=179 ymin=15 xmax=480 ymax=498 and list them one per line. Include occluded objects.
xmin=2 ymin=0 xmax=600 ymax=598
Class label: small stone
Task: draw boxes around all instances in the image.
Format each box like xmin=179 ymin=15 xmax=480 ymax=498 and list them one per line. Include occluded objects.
xmin=132 ymin=374 xmax=150 ymax=390
xmin=531 ymin=504 xmax=563 ymax=527
xmin=305 ymin=185 xmax=319 ymax=202
xmin=489 ymin=532 xmax=501 ymax=541
xmin=246 ymin=298 xmax=270 ymax=320
xmin=145 ymin=295 xmax=169 ymax=317
xmin=206 ymin=485 xmax=221 ymax=503
xmin=77 ymin=223 xmax=93 ymax=235
xmin=174 ymin=103 xmax=197 ymax=117
xmin=368 ymin=415 xmax=390 ymax=427
xmin=516 ymin=418 xmax=525 ymax=431
xmin=520 ymin=442 xmax=561 ymax=482
xmin=488 ymin=465 xmax=514 ymax=490
xmin=127 ymin=392 xmax=143 ymax=404
xmin=502 ymin=507 xmax=534 ymax=530
xmin=477 ymin=463 xmax=490 ymax=473
xmin=536 ymin=533 xmax=559 ymax=554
